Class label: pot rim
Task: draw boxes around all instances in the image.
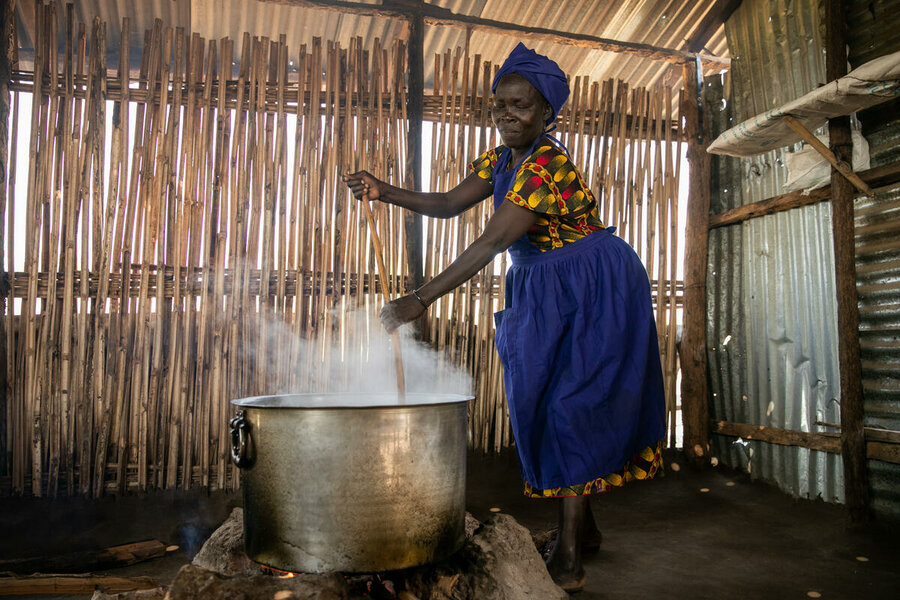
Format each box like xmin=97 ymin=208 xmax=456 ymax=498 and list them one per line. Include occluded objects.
xmin=231 ymin=392 xmax=474 ymax=410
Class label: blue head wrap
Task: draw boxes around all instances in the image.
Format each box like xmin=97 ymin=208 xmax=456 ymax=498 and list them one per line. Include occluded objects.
xmin=491 ymin=43 xmax=570 ymax=126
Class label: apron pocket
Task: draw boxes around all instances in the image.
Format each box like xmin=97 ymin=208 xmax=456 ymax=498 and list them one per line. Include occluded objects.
xmin=493 ymin=308 xmax=520 ymax=376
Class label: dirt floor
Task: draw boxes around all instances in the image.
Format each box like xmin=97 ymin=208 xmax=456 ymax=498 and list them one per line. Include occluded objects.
xmin=1 ymin=449 xmax=898 ymax=599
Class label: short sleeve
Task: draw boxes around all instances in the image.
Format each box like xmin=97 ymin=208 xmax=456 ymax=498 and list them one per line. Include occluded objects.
xmin=506 ymin=146 xmax=589 ymax=216
xmin=468 ymin=146 xmax=503 ymax=183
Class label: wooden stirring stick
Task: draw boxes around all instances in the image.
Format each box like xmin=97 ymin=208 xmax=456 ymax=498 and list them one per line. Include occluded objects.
xmin=360 ymin=189 xmax=407 ymax=401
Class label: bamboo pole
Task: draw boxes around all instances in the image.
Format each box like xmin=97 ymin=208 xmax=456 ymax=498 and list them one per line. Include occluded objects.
xmin=194 ymin=38 xmax=216 ymax=489
xmin=5 ymin=78 xmax=20 ymax=493
xmin=23 ymin=0 xmax=48 ymax=497
xmin=42 ymin=2 xmax=63 ymax=498
xmin=212 ymin=36 xmax=232 ymax=489
xmin=163 ymin=26 xmax=187 ymax=491
xmin=179 ymin=33 xmax=205 ymax=489
xmin=125 ymin=19 xmax=162 ymax=495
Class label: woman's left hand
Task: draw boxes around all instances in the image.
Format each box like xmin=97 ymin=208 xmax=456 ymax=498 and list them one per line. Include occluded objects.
xmin=380 ymin=294 xmax=426 ymax=333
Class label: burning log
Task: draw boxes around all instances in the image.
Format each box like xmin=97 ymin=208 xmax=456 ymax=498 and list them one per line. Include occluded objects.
xmin=167 ymin=565 xmax=350 ymax=600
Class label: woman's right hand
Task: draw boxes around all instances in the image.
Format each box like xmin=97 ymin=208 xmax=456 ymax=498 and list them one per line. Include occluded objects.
xmin=343 ymin=171 xmax=384 ymax=202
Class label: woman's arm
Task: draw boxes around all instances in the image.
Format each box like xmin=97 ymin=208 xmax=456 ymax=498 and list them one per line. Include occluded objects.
xmin=343 ymin=171 xmax=493 ymax=218
xmin=380 ymin=200 xmax=538 ymax=332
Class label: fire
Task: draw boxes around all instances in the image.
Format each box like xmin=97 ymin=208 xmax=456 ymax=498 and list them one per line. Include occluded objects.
xmin=259 ymin=563 xmax=299 ymax=578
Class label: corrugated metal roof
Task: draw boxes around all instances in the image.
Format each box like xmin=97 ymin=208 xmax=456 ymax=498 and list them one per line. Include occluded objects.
xmin=13 ymin=0 xmax=730 ymax=94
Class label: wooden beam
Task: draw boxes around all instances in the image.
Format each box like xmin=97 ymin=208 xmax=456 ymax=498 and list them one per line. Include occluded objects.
xmin=9 ymin=72 xmax=680 ymax=141
xmin=263 ymin=0 xmax=730 ymax=70
xmin=663 ymin=0 xmax=741 ymax=86
xmin=711 ymin=421 xmax=900 ymax=465
xmin=687 ymin=0 xmax=743 ymax=53
xmin=680 ymin=62 xmax=712 ymax=468
xmin=707 ymin=162 xmax=900 ymax=229
xmin=0 ymin=0 xmax=13 ymax=482
xmin=711 ymin=420 xmax=842 ymax=453
xmin=826 ymin=0 xmax=869 ymax=522
xmin=867 ymin=441 xmax=900 ymax=465
xmin=405 ymin=14 xmax=426 ymax=338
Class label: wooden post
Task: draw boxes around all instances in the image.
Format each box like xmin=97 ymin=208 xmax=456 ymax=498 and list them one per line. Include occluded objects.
xmin=825 ymin=0 xmax=869 ymax=521
xmin=404 ymin=12 xmax=426 ymax=337
xmin=680 ymin=60 xmax=711 ymax=468
xmin=0 ymin=0 xmax=13 ymax=480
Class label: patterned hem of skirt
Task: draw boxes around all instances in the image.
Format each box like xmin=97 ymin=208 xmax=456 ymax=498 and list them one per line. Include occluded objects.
xmin=522 ymin=440 xmax=665 ymax=498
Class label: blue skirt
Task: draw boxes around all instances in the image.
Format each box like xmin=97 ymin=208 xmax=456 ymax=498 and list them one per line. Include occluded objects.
xmin=493 ymin=229 xmax=666 ymax=491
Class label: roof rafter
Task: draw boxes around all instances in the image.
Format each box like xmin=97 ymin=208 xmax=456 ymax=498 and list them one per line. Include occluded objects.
xmin=263 ymin=0 xmax=731 ymax=70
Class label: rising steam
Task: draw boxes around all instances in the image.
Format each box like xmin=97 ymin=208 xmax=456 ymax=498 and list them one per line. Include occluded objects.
xmin=236 ymin=305 xmax=473 ymax=400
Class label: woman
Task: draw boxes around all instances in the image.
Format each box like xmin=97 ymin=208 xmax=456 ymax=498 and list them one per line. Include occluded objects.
xmin=344 ymin=43 xmax=665 ymax=593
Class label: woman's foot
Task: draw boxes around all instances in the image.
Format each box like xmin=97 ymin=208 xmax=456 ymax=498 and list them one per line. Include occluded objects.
xmin=545 ymin=541 xmax=586 ymax=593
xmin=545 ymin=496 xmax=589 ymax=593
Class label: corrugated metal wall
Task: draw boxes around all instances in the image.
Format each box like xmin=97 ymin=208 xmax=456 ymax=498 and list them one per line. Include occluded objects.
xmin=710 ymin=0 xmax=900 ymax=516
xmin=848 ymin=0 xmax=900 ymax=518
xmin=709 ymin=0 xmax=844 ymax=503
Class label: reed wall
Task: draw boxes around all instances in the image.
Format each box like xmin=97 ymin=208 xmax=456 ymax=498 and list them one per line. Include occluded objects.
xmin=1 ymin=3 xmax=685 ymax=496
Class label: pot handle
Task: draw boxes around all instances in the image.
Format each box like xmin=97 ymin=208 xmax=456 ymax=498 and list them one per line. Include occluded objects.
xmin=230 ymin=410 xmax=254 ymax=468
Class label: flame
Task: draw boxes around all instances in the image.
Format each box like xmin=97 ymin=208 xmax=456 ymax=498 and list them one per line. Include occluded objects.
xmin=259 ymin=563 xmax=298 ymax=578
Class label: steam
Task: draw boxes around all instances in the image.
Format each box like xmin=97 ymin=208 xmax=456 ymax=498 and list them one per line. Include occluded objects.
xmin=238 ymin=305 xmax=473 ymax=399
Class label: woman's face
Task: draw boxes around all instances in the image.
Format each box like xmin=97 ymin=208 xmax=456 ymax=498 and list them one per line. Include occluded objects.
xmin=490 ymin=74 xmax=551 ymax=151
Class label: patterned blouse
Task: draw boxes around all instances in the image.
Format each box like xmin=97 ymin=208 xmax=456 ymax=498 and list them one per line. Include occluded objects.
xmin=468 ymin=140 xmax=606 ymax=252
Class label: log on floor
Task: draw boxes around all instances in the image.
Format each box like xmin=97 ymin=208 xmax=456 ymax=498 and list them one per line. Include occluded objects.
xmin=0 ymin=574 xmax=160 ymax=595
xmin=0 ymin=540 xmax=169 ymax=575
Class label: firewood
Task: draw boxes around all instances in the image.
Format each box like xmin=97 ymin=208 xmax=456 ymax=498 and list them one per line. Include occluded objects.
xmin=0 ymin=574 xmax=159 ymax=596
xmin=0 ymin=540 xmax=168 ymax=575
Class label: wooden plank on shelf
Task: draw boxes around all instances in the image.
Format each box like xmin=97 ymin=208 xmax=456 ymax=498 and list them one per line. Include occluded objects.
xmin=708 ymin=162 xmax=900 ymax=229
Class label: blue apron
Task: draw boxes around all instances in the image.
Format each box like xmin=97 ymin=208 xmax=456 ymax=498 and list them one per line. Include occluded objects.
xmin=491 ymin=138 xmax=666 ymax=491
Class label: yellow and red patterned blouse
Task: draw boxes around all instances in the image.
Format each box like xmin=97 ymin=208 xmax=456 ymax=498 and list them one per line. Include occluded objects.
xmin=468 ymin=141 xmax=606 ymax=252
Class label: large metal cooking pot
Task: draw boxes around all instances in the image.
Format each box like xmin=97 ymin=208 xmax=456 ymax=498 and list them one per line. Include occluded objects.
xmin=230 ymin=393 xmax=472 ymax=573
